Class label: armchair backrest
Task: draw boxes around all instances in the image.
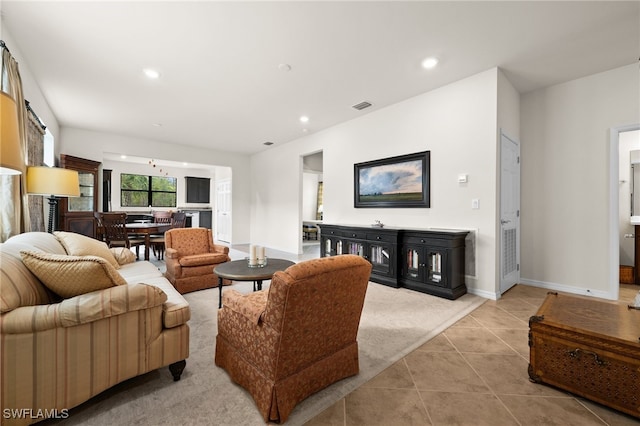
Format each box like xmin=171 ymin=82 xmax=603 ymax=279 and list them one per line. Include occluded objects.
xmin=165 ymin=227 xmax=214 ymax=256
xmin=263 ymin=255 xmax=372 ymax=378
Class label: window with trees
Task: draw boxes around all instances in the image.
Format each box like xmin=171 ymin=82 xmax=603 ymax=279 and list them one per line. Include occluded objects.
xmin=121 ymin=173 xmax=177 ymax=207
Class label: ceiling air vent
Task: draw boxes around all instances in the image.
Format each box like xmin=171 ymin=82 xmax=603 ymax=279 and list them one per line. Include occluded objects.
xmin=352 ymin=101 xmax=372 ymax=111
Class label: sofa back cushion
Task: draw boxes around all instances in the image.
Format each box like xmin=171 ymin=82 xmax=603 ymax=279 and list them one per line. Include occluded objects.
xmin=0 ymin=232 xmax=65 ymax=313
xmin=54 ymin=231 xmax=121 ymax=269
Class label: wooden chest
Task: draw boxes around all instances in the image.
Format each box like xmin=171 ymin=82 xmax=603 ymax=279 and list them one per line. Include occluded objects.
xmin=528 ymin=292 xmax=640 ymax=418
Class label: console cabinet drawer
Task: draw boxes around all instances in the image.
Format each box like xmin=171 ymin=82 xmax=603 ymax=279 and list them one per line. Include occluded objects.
xmin=367 ymin=232 xmax=397 ymax=243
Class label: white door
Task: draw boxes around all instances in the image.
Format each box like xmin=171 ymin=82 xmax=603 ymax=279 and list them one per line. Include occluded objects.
xmin=500 ymin=132 xmax=520 ymax=294
xmin=216 ymin=179 xmax=232 ymax=243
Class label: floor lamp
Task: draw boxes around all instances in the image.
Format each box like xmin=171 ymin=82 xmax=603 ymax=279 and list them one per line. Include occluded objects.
xmin=27 ymin=166 xmax=80 ymax=233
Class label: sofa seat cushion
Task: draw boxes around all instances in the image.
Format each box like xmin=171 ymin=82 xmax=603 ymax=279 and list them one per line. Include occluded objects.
xmin=54 ymin=231 xmax=120 ymax=269
xmin=117 ymin=261 xmax=164 ymax=283
xmin=134 ymin=276 xmax=191 ymax=328
xmin=179 ymin=253 xmax=228 ymax=267
xmin=20 ymin=251 xmax=127 ymax=298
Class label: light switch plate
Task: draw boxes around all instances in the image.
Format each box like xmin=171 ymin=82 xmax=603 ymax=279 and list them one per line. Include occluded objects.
xmin=472 ymin=199 xmax=479 ymax=209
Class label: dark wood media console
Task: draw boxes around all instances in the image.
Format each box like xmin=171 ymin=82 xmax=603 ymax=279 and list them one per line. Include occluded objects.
xmin=318 ymin=224 xmax=468 ymax=299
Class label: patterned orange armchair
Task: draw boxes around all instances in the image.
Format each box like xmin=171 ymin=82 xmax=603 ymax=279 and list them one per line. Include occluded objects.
xmin=164 ymin=228 xmax=230 ymax=294
xmin=215 ymin=254 xmax=372 ymax=423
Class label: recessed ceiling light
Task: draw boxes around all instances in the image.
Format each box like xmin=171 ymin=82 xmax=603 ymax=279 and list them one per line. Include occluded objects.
xmin=421 ymin=57 xmax=439 ymax=69
xmin=278 ymin=63 xmax=292 ymax=72
xmin=120 ymin=155 xmax=127 ymax=159
xmin=183 ymin=162 xmax=188 ymax=166
xmin=300 ymin=116 xmax=309 ymax=123
xmin=152 ymin=123 xmax=162 ymax=127
xmin=143 ymin=68 xmax=160 ymax=79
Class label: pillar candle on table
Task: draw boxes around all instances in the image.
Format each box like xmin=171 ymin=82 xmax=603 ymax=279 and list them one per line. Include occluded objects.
xmin=249 ymin=245 xmax=257 ymax=265
xmin=257 ymin=246 xmax=265 ymax=261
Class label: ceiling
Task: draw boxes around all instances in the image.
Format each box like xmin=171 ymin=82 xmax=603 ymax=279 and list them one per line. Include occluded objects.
xmin=2 ymin=1 xmax=638 ymax=156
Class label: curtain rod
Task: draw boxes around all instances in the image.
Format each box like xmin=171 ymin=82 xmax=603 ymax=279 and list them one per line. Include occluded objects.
xmin=25 ymin=100 xmax=47 ymax=132
xmin=0 ymin=40 xmax=8 ymax=52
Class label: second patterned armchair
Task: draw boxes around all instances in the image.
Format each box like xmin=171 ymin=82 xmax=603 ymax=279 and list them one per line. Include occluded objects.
xmin=215 ymin=255 xmax=372 ymax=423
xmin=164 ymin=228 xmax=230 ymax=294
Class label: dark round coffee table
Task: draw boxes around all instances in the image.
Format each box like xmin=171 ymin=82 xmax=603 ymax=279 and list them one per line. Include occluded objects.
xmin=214 ymin=258 xmax=295 ymax=308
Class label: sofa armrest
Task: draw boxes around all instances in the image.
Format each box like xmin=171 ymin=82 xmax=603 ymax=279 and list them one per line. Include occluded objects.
xmin=222 ymin=289 xmax=268 ymax=324
xmin=1 ymin=283 xmax=167 ymax=334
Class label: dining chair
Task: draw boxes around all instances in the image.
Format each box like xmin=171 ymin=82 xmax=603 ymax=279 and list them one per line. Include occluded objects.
xmin=94 ymin=212 xmax=145 ymax=259
xmin=149 ymin=211 xmax=172 ymax=260
xmin=171 ymin=212 xmax=187 ymax=229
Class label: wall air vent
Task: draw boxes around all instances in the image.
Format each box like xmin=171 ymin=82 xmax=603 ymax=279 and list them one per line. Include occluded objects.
xmin=352 ymin=101 xmax=372 ymax=111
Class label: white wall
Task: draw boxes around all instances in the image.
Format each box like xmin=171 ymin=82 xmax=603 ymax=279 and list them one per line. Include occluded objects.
xmin=302 ymin=172 xmax=320 ymax=221
xmin=59 ymin=128 xmax=252 ymax=244
xmin=0 ymin=27 xmax=60 ymax=143
xmin=251 ymin=68 xmax=502 ymax=297
xmin=521 ymin=64 xmax=640 ymax=299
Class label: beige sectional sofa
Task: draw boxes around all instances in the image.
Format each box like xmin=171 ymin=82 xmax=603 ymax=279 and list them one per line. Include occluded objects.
xmin=0 ymin=232 xmax=190 ymax=425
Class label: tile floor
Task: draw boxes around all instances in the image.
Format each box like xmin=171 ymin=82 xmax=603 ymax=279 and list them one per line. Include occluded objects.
xmin=305 ymin=284 xmax=640 ymax=426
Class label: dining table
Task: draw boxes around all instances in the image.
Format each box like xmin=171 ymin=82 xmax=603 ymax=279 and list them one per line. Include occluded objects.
xmin=125 ymin=222 xmax=172 ymax=261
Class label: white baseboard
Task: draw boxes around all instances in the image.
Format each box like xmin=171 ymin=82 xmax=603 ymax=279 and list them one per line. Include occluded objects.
xmin=467 ymin=287 xmax=499 ymax=300
xmin=519 ymin=278 xmax=616 ymax=301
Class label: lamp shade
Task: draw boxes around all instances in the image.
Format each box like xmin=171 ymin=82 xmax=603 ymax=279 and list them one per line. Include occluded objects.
xmin=27 ymin=166 xmax=80 ymax=197
xmin=0 ymin=91 xmax=23 ymax=174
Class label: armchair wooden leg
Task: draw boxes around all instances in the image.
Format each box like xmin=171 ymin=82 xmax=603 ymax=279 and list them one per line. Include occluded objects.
xmin=169 ymin=360 xmax=186 ymax=381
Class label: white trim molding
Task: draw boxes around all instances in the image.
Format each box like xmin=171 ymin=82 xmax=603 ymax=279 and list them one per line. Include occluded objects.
xmin=520 ymin=278 xmax=614 ymax=301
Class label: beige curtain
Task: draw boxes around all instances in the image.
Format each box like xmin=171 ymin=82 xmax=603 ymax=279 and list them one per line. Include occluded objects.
xmin=26 ymin=103 xmax=45 ymax=232
xmin=0 ymin=42 xmax=28 ymax=242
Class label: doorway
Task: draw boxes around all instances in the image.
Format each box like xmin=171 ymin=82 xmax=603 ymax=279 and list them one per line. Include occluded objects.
xmin=617 ymin=128 xmax=640 ymax=285
xmin=610 ymin=124 xmax=640 ymax=300
xmin=216 ymin=178 xmax=232 ymax=243
xmin=300 ymin=151 xmax=323 ymax=254
xmin=499 ymin=131 xmax=520 ymax=295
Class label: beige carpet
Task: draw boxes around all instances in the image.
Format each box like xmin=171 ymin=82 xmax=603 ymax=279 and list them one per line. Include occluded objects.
xmin=49 ymin=281 xmax=484 ymax=426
